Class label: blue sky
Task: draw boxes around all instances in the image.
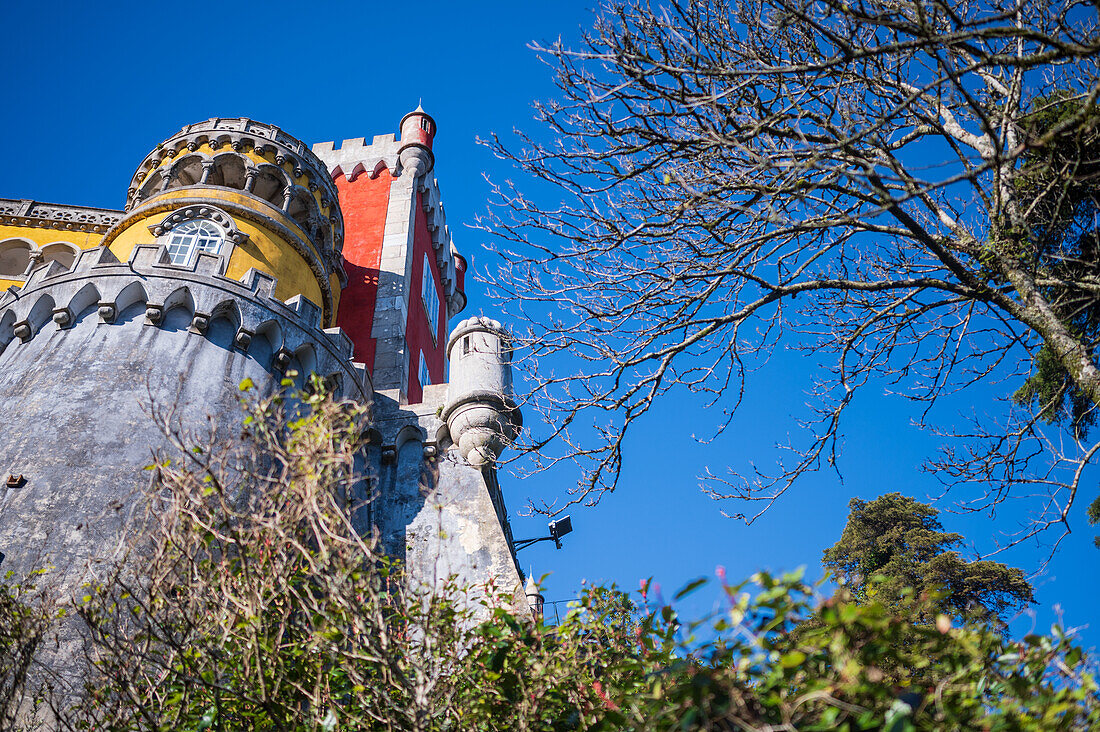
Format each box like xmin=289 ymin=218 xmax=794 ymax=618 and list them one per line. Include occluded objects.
xmin=2 ymin=1 xmax=1096 ymax=649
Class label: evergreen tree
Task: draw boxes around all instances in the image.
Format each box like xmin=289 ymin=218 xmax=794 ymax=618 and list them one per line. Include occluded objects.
xmin=822 ymin=493 xmax=1034 ymax=624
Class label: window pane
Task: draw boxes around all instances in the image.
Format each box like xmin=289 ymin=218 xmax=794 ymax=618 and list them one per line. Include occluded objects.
xmin=419 ymin=351 xmax=430 ymax=387
xmin=164 ymin=219 xmax=224 ymax=265
xmin=422 ymin=253 xmax=439 ymax=339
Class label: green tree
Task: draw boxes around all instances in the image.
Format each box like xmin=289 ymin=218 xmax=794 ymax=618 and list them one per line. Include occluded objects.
xmin=822 ymin=493 xmax=1033 ymax=624
xmin=1012 ymin=92 xmax=1100 ymax=439
xmin=463 ymin=572 xmax=1099 ymax=730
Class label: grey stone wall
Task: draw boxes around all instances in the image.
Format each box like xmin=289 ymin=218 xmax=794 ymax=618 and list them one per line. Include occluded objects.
xmin=0 ymin=245 xmax=370 ymax=593
xmin=366 ymin=385 xmax=525 ymax=612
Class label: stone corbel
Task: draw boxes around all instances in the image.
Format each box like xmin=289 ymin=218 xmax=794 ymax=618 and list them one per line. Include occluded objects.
xmin=272 ymin=348 xmax=293 ymax=372
xmin=233 ymin=327 xmax=253 ymax=351
xmin=12 ymin=320 xmax=31 ymax=342
xmin=51 ymin=307 xmax=73 ymax=328
xmin=190 ymin=312 xmax=210 ymax=335
xmin=144 ymin=304 xmax=163 ymax=326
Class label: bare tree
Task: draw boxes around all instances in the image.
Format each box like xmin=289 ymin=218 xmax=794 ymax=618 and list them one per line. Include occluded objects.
xmin=480 ymin=0 xmax=1100 ymax=547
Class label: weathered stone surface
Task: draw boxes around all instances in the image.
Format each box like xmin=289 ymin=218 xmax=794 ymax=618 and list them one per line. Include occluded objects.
xmin=1 ymin=112 xmax=531 ymax=728
xmin=0 ymin=247 xmax=372 ymax=594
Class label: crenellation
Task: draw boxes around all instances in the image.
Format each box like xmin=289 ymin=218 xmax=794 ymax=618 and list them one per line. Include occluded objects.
xmin=312 ymin=134 xmax=402 ymax=182
xmin=0 ymin=247 xmax=372 ymax=401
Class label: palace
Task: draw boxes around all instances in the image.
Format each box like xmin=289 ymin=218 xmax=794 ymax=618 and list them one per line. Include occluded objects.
xmin=0 ymin=111 xmax=527 ymax=624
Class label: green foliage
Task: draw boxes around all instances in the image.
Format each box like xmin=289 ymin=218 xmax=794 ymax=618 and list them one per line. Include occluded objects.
xmin=822 ymin=494 xmax=1033 ymax=624
xmin=1088 ymin=495 xmax=1100 ymax=549
xmin=72 ymin=378 xmax=495 ymax=731
xmin=0 ymin=575 xmax=53 ymax=730
xmin=1012 ymin=92 xmax=1100 ymax=437
xmin=458 ymin=574 xmax=1098 ymax=730
xmin=1010 ymin=103 xmax=1100 ymax=540
xmin=4 ymin=384 xmax=1083 ymax=729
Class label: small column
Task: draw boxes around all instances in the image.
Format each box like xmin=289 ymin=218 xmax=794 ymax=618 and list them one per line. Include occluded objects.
xmin=22 ymin=250 xmax=44 ymax=277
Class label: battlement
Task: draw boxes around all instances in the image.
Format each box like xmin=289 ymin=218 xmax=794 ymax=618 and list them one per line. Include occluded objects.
xmin=129 ymin=118 xmax=340 ymax=214
xmin=0 ymin=244 xmax=370 ymax=400
xmin=312 ymin=134 xmax=403 ymax=182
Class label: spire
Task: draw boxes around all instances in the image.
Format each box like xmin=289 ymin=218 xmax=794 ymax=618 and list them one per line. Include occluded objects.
xmin=525 ymin=573 xmax=545 ymax=621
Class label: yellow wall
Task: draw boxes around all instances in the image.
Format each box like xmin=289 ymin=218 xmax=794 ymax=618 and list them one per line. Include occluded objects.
xmin=3 ymin=161 xmax=341 ymax=320
xmin=106 ymin=199 xmax=325 ymax=313
xmin=329 ymin=272 xmax=342 ymax=314
xmin=145 ymin=144 xmax=333 ymax=215
xmin=0 ymin=224 xmax=104 ymax=250
xmin=0 ymin=223 xmax=106 ymax=292
xmin=128 ymin=188 xmax=322 ymax=262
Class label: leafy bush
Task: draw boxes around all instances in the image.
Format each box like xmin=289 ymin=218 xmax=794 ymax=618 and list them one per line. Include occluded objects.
xmin=2 ymin=381 xmax=1091 ymax=730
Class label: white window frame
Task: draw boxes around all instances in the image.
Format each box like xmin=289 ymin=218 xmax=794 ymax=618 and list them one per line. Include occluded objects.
xmin=421 ymin=253 xmax=440 ymax=341
xmin=149 ymin=205 xmax=248 ymax=274
xmin=164 ymin=219 xmax=225 ymax=266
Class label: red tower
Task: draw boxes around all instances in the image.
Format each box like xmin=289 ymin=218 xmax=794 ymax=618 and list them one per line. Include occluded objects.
xmin=313 ymin=108 xmax=467 ymax=404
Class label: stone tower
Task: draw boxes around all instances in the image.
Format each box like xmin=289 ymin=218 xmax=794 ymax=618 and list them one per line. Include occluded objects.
xmin=0 ymin=112 xmax=525 ymax=612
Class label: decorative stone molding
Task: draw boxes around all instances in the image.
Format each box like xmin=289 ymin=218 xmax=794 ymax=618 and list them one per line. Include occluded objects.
xmin=148 ymin=205 xmax=249 ymax=245
xmin=0 ymin=198 xmax=122 ymax=234
xmin=105 ymin=195 xmax=341 ymax=325
xmin=128 ymin=119 xmax=339 ymax=221
xmin=0 ymin=244 xmax=371 ymax=402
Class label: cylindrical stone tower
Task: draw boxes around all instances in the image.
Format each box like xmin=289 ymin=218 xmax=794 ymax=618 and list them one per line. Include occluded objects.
xmin=441 ymin=316 xmax=522 ymax=466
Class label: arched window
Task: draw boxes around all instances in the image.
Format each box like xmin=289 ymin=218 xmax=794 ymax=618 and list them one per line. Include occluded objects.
xmin=41 ymin=243 xmax=78 ymax=270
xmin=165 ymin=219 xmax=224 ymax=266
xmin=0 ymin=240 xmax=32 ymax=278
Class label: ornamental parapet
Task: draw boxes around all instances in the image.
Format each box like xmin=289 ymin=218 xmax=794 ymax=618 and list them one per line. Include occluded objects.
xmin=0 ymin=198 xmax=122 ymax=234
xmin=124 ymin=119 xmax=345 ymax=268
xmin=0 ymin=244 xmax=370 ymax=401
